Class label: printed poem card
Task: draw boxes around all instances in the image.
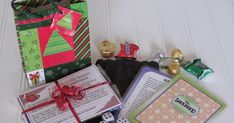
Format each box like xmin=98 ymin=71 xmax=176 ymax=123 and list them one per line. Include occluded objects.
xmin=18 ymin=65 xmax=121 ymax=123
xmin=129 ymin=75 xmax=226 ymax=123
xmin=119 ymin=66 xmax=171 ymax=118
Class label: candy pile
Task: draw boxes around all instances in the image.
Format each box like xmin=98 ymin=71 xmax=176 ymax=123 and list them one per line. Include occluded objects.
xmin=99 ymin=41 xmax=213 ymax=80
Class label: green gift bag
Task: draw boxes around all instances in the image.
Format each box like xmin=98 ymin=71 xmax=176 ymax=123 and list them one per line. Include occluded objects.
xmin=11 ymin=0 xmax=91 ymax=86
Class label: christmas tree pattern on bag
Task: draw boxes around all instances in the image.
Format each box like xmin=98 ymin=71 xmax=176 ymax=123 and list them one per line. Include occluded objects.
xmin=57 ymin=13 xmax=72 ymax=30
xmin=43 ymin=31 xmax=72 ymax=56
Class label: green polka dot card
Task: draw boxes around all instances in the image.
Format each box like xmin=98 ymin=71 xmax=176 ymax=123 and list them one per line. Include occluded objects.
xmin=129 ymin=74 xmax=226 ymax=123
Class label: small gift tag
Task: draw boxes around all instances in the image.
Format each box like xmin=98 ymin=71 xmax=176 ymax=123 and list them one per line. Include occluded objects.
xmin=51 ymin=6 xmax=82 ymax=36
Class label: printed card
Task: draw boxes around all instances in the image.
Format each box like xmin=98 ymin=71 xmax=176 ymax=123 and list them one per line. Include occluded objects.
xmin=129 ymin=75 xmax=226 ymax=123
xmin=119 ymin=66 xmax=171 ymax=118
xmin=17 ymin=65 xmax=121 ymax=123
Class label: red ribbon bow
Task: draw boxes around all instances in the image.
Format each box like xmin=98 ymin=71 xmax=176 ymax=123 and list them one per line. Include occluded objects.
xmin=22 ymin=81 xmax=111 ymax=123
xmin=50 ymin=84 xmax=85 ymax=111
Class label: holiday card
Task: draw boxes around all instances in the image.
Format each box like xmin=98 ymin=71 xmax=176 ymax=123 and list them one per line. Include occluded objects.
xmin=129 ymin=75 xmax=226 ymax=123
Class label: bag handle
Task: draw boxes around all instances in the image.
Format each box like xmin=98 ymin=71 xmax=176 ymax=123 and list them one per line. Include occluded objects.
xmin=11 ymin=0 xmax=62 ymax=18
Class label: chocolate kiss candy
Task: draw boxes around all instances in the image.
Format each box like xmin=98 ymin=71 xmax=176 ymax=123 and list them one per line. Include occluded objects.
xmin=171 ymin=49 xmax=184 ymax=63
xmin=168 ymin=62 xmax=180 ymax=76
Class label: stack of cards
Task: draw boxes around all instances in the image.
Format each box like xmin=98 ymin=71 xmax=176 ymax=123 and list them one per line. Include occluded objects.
xmin=119 ymin=66 xmax=171 ymax=118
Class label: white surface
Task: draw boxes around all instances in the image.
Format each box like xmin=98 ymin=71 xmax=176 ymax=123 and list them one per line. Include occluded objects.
xmin=0 ymin=0 xmax=234 ymax=122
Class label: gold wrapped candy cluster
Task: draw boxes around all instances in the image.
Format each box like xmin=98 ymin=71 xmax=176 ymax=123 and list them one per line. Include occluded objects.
xmin=168 ymin=49 xmax=184 ymax=76
xmin=99 ymin=40 xmax=115 ymax=58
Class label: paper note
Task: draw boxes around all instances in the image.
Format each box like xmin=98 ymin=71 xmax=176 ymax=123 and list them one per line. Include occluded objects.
xmin=119 ymin=66 xmax=171 ymax=118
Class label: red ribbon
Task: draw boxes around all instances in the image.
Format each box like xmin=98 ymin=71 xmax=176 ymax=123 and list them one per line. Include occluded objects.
xmin=22 ymin=81 xmax=111 ymax=123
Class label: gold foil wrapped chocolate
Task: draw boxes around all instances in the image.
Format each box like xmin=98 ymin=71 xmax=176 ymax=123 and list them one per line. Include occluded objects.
xmin=168 ymin=62 xmax=180 ymax=76
xmin=171 ymin=49 xmax=184 ymax=63
xmin=99 ymin=40 xmax=115 ymax=58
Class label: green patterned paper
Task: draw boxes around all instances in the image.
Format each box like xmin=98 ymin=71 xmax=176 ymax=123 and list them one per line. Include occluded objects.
xmin=44 ymin=31 xmax=72 ymax=56
xmin=70 ymin=2 xmax=88 ymax=18
xmin=57 ymin=13 xmax=72 ymax=30
xmin=19 ymin=28 xmax=43 ymax=72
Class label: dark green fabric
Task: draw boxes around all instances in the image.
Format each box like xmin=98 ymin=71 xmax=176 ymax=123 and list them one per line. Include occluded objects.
xmin=13 ymin=0 xmax=86 ymax=20
xmin=17 ymin=20 xmax=52 ymax=31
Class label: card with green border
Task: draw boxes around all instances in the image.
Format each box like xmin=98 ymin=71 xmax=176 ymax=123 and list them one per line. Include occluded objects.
xmin=128 ymin=74 xmax=226 ymax=123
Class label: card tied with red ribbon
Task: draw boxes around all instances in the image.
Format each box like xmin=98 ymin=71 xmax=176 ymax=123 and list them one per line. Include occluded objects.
xmin=22 ymin=81 xmax=111 ymax=123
